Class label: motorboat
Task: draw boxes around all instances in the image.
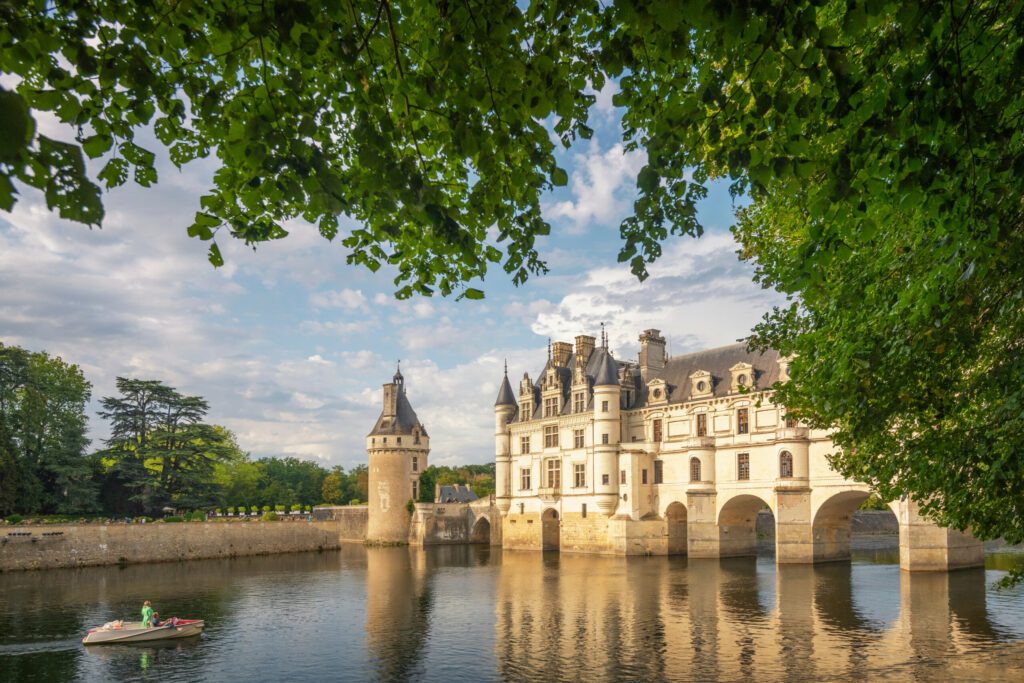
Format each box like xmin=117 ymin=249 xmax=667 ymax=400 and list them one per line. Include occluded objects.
xmin=82 ymin=618 xmax=204 ymax=645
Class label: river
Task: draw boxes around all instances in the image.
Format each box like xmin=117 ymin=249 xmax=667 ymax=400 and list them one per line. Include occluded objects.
xmin=1 ymin=539 xmax=1022 ymax=682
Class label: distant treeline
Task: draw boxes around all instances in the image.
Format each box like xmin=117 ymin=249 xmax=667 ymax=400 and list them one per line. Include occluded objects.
xmin=0 ymin=342 xmax=491 ymax=517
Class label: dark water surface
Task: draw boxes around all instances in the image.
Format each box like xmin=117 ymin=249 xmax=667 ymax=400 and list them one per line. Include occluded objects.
xmin=1 ymin=540 xmax=1023 ymax=682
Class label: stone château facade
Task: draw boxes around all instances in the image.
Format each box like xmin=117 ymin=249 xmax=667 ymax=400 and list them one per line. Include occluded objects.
xmin=494 ymin=329 xmax=983 ymax=570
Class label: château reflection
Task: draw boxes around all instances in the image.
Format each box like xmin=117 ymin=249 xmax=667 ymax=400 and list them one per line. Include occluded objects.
xmin=489 ymin=551 xmax=1003 ymax=682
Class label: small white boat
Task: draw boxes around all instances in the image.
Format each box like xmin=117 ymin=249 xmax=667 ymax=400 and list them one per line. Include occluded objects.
xmin=82 ymin=619 xmax=204 ymax=645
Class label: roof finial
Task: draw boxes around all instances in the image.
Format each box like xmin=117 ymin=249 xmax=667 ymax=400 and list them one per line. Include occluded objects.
xmin=547 ymin=338 xmax=552 ymax=360
xmin=504 ymin=358 xmax=508 ymax=376
xmin=600 ymin=322 xmax=607 ymax=348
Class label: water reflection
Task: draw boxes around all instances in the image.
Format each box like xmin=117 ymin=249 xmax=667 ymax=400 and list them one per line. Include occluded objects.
xmin=0 ymin=542 xmax=1022 ymax=682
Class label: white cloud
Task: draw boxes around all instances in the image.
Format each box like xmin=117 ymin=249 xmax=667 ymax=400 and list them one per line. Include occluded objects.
xmin=544 ymin=142 xmax=646 ymax=233
xmin=310 ymin=288 xmax=367 ymax=311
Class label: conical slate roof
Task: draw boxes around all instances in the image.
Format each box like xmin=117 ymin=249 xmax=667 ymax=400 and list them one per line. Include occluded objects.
xmin=495 ymin=373 xmax=517 ymax=407
xmin=592 ymin=348 xmax=620 ymax=387
xmin=368 ymin=391 xmax=426 ymax=436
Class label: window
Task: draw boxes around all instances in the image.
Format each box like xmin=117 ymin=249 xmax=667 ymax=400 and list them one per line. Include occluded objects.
xmin=573 ymin=428 xmax=584 ymax=448
xmin=574 ymin=463 xmax=585 ymax=488
xmin=601 ymin=433 xmax=609 ymax=445
xmin=521 ymin=402 xmax=531 ymax=421
xmin=582 ymin=503 xmax=587 ymax=518
xmin=737 ymin=453 xmax=750 ymax=480
xmin=780 ymin=450 xmax=794 ymax=478
xmin=690 ymin=457 xmax=701 ymax=482
xmin=641 ymin=468 xmax=648 ymax=484
xmin=620 ymin=470 xmax=627 ymax=485
xmin=412 ymin=456 xmax=418 ymax=472
xmin=397 ymin=436 xmax=402 ymax=444
xmin=696 ymin=413 xmax=707 ymax=437
xmin=520 ymin=468 xmax=531 ymax=491
xmin=544 ymin=396 xmax=560 ymax=417
xmin=545 ymin=459 xmax=561 ymax=489
xmin=574 ymin=392 xmax=585 ymax=413
xmin=414 ymin=429 xmax=421 ymax=444
xmin=544 ymin=425 xmax=559 ymax=448
xmin=653 ymin=419 xmax=663 ymax=442
xmin=520 ymin=436 xmax=531 ymax=454
xmin=654 ymin=460 xmax=664 ymax=484
xmin=737 ymin=373 xmax=747 ymax=387
xmin=737 ymin=408 xmax=749 ymax=434
xmin=785 ymin=415 xmax=798 ymax=428
xmin=601 ymin=400 xmax=609 ymax=412
xmin=602 ymin=474 xmax=609 ymax=485
xmin=412 ymin=480 xmax=418 ymax=500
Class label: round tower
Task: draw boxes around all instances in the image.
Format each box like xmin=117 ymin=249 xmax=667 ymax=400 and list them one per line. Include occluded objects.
xmin=366 ymin=365 xmax=430 ymax=544
xmin=494 ymin=361 xmax=518 ymax=514
xmin=591 ymin=347 xmax=621 ymax=515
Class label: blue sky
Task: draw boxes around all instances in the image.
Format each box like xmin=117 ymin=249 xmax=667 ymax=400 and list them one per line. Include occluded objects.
xmin=0 ymin=81 xmax=785 ymax=469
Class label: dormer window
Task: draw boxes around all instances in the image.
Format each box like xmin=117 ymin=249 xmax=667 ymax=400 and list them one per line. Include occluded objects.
xmin=778 ymin=356 xmax=793 ymax=383
xmin=690 ymin=370 xmax=712 ymax=398
xmin=729 ymin=362 xmax=755 ymax=393
xmin=647 ymin=378 xmax=668 ymax=405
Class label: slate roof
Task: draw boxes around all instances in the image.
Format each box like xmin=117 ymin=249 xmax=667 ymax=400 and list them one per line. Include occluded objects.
xmin=591 ymin=347 xmax=620 ymax=387
xmin=659 ymin=342 xmax=780 ymax=404
xmin=368 ymin=390 xmax=427 ymax=436
xmin=494 ymin=373 xmax=517 ymax=407
xmin=436 ymin=484 xmax=478 ymax=503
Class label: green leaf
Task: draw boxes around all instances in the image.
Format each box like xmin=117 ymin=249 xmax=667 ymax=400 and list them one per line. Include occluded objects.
xmin=81 ymin=134 xmax=113 ymax=159
xmin=208 ymin=242 xmax=224 ymax=267
xmin=462 ymin=287 xmax=485 ymax=300
xmin=0 ymin=89 xmax=32 ymax=163
xmin=551 ymin=167 xmax=568 ymax=186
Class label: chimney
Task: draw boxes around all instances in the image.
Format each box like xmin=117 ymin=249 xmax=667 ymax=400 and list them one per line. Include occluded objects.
xmin=551 ymin=341 xmax=572 ymax=368
xmin=638 ymin=329 xmax=666 ymax=382
xmin=575 ymin=335 xmax=596 ymax=365
xmin=382 ymin=382 xmax=398 ymax=417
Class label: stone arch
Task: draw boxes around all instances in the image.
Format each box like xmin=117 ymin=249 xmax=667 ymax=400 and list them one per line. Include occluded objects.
xmin=718 ymin=493 xmax=774 ymax=558
xmin=665 ymin=501 xmax=687 ymax=555
xmin=470 ymin=516 xmax=491 ymax=544
xmin=812 ymin=490 xmax=879 ymax=563
xmin=541 ymin=508 xmax=560 ymax=551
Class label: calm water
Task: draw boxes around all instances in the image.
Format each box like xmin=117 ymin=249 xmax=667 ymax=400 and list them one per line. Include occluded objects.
xmin=1 ymin=540 xmax=1023 ymax=682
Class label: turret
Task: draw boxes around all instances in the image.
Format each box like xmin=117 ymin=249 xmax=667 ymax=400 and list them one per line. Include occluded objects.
xmin=591 ymin=345 xmax=621 ymax=514
xmin=494 ymin=361 xmax=517 ymax=514
xmin=366 ymin=364 xmax=430 ymax=544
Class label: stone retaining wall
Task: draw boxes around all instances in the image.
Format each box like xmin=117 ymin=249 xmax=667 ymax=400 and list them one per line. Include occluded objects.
xmin=312 ymin=505 xmax=368 ymax=541
xmin=0 ymin=521 xmax=342 ymax=572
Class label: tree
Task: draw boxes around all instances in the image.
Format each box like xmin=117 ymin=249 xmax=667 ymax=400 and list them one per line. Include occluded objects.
xmin=0 ymin=343 xmax=95 ymax=515
xmin=321 ymin=467 xmax=346 ymax=505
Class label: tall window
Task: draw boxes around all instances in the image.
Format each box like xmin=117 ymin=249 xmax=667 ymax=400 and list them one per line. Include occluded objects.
xmin=414 ymin=429 xmax=421 ymax=444
xmin=696 ymin=413 xmax=707 ymax=437
xmin=544 ymin=396 xmax=560 ymax=417
xmin=520 ymin=436 xmax=531 ymax=454
xmin=521 ymin=402 xmax=531 ymax=421
xmin=641 ymin=468 xmax=648 ymax=485
xmin=602 ymin=474 xmax=609 ymax=485
xmin=690 ymin=457 xmax=701 ymax=482
xmin=412 ymin=456 xmax=418 ymax=472
xmin=601 ymin=400 xmax=609 ymax=412
xmin=737 ymin=408 xmax=749 ymax=434
xmin=601 ymin=433 xmax=609 ymax=445
xmin=581 ymin=503 xmax=587 ymax=518
xmin=620 ymin=470 xmax=626 ymax=484
xmin=520 ymin=467 xmax=531 ymax=491
xmin=544 ymin=425 xmax=559 ymax=448
xmin=653 ymin=419 xmax=663 ymax=442
xmin=573 ymin=428 xmax=584 ymax=448
xmin=412 ymin=480 xmax=418 ymax=500
xmin=654 ymin=460 xmax=664 ymax=484
xmin=574 ymin=392 xmax=585 ymax=413
xmin=779 ymin=450 xmax=794 ymax=478
xmin=545 ymin=459 xmax=561 ymax=489
xmin=574 ymin=463 xmax=586 ymax=488
xmin=737 ymin=453 xmax=750 ymax=480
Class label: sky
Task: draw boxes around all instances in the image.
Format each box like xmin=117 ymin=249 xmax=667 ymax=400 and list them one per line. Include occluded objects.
xmin=0 ymin=81 xmax=786 ymax=470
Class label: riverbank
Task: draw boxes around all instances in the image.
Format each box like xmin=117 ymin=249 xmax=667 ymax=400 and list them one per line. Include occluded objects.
xmin=0 ymin=520 xmax=343 ymax=572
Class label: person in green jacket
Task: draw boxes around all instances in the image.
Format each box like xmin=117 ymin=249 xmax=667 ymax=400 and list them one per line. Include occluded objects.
xmin=141 ymin=600 xmax=154 ymax=628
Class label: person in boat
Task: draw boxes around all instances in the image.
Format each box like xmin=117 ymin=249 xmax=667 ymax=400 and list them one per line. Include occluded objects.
xmin=141 ymin=600 xmax=154 ymax=628
xmin=151 ymin=612 xmax=162 ymax=627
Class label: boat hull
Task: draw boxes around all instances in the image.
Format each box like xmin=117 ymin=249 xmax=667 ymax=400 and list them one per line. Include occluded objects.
xmin=83 ymin=620 xmax=204 ymax=645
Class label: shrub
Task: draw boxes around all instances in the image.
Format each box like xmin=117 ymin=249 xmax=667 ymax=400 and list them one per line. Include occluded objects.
xmin=262 ymin=511 xmax=279 ymax=522
xmin=304 ymin=505 xmax=311 ymax=513
xmin=227 ymin=507 xmax=235 ymax=515
xmin=163 ymin=516 xmax=184 ymax=523
xmin=274 ymin=504 xmax=285 ymax=514
xmin=186 ymin=511 xmax=206 ymax=522
xmin=261 ymin=505 xmax=270 ymax=513
xmin=5 ymin=514 xmax=23 ymax=525
xmin=406 ymin=499 xmax=415 ymax=514
xmin=349 ymin=499 xmax=360 ymax=506
xmin=250 ymin=505 xmax=258 ymax=514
